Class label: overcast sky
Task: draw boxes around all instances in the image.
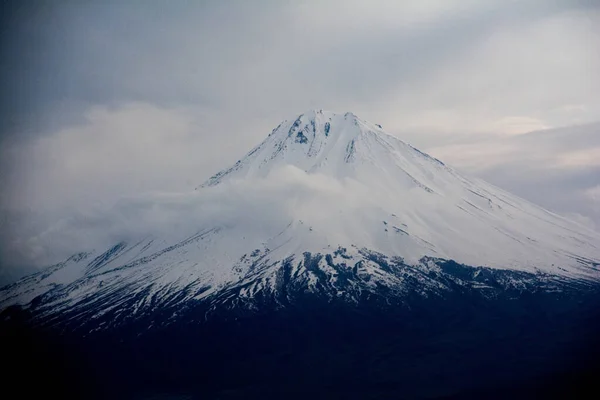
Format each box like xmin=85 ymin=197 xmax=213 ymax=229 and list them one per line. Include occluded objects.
xmin=1 ymin=0 xmax=599 ymax=280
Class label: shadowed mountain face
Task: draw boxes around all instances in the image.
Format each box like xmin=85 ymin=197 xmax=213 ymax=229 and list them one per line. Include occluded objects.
xmin=2 ymin=111 xmax=600 ymax=399
xmin=3 ymin=281 xmax=600 ymax=399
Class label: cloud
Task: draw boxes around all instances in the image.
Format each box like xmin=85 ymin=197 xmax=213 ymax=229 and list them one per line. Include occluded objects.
xmin=0 ymin=102 xmax=274 ymax=215
xmin=585 ymin=185 xmax=600 ymax=201
xmin=490 ymin=117 xmax=550 ymax=135
xmin=557 ymin=148 xmax=600 ymax=167
xmin=417 ymin=122 xmax=600 ymax=170
xmin=2 ymin=1 xmax=599 ymax=137
xmin=1 ymin=165 xmax=372 ymax=270
xmin=418 ymin=123 xmax=600 ymax=232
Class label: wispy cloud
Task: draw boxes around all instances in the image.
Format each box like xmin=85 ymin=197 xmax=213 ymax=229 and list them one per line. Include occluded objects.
xmin=419 ymin=123 xmax=600 ymax=231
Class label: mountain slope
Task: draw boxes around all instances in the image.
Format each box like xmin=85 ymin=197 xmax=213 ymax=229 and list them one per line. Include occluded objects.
xmin=201 ymin=109 xmax=599 ymax=274
xmin=1 ymin=110 xmax=600 ymax=327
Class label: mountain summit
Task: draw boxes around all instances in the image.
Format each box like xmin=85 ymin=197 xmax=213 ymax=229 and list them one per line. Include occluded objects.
xmin=1 ymin=111 xmax=600 ymax=328
xmin=201 ymin=109 xmax=444 ymax=186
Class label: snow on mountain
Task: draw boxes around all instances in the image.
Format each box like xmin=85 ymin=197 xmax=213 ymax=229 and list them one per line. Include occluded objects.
xmin=201 ymin=109 xmax=599 ymax=274
xmin=1 ymin=110 xmax=599 ymax=323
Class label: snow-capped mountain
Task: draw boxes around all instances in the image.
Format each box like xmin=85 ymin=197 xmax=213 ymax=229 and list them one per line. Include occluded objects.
xmin=1 ymin=110 xmax=599 ymax=329
xmin=201 ymin=109 xmax=599 ymax=274
xmin=3 ymin=110 xmax=600 ymax=400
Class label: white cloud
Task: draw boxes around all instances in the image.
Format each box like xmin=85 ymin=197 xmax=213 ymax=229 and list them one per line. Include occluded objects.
xmin=489 ymin=116 xmax=550 ymax=135
xmin=557 ymin=147 xmax=600 ymax=168
xmin=2 ymin=165 xmax=373 ymax=269
xmin=1 ymin=102 xmax=275 ymax=215
xmin=374 ymin=7 xmax=600 ymax=134
xmin=585 ymin=185 xmax=600 ymax=203
xmin=425 ymin=142 xmax=520 ymax=170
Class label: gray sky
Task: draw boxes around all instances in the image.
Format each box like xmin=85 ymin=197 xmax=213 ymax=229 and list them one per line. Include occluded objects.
xmin=1 ymin=0 xmax=599 ymax=280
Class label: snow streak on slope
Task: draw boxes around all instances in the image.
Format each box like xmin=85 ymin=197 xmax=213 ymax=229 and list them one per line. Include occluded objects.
xmin=1 ymin=110 xmax=600 ymax=322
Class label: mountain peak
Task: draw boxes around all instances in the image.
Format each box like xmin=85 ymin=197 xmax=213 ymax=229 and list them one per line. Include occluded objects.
xmin=279 ymin=110 xmax=384 ymax=141
xmin=201 ymin=111 xmax=400 ymax=187
xmin=286 ymin=109 xmax=363 ymax=134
